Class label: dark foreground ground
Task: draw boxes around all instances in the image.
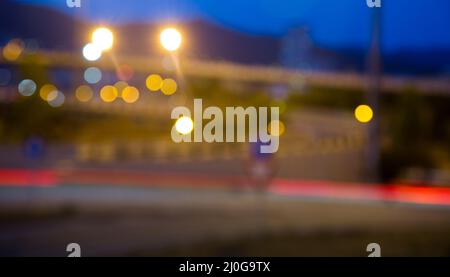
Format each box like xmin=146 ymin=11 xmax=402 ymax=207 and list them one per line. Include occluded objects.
xmin=1 ymin=185 xmax=450 ymax=257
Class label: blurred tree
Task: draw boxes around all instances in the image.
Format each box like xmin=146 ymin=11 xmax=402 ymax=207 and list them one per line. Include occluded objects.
xmin=381 ymin=88 xmax=434 ymax=181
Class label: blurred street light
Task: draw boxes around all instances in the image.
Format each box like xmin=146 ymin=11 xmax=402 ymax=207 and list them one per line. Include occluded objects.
xmin=92 ymin=27 xmax=114 ymax=51
xmin=83 ymin=27 xmax=114 ymax=61
xmin=355 ymin=105 xmax=374 ymax=123
xmin=160 ymin=28 xmax=182 ymax=52
xmin=82 ymin=43 xmax=102 ymax=61
xmin=100 ymin=85 xmax=118 ymax=103
xmin=161 ymin=78 xmax=178 ymax=95
xmin=268 ymin=120 xmax=285 ymax=137
xmin=122 ymin=86 xmax=140 ymax=104
xmin=146 ymin=74 xmax=163 ymax=91
xmin=175 ymin=116 xmax=194 ymax=135
xmin=75 ymin=85 xmax=93 ymax=102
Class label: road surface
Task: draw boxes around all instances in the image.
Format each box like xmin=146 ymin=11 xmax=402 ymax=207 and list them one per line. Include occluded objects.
xmin=1 ymin=184 xmax=450 ymax=256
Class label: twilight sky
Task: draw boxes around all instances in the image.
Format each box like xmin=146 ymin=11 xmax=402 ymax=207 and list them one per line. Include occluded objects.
xmin=15 ymin=0 xmax=450 ymax=52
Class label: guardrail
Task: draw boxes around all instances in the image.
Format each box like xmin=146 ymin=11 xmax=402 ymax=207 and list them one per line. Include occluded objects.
xmin=1 ymin=49 xmax=449 ymax=95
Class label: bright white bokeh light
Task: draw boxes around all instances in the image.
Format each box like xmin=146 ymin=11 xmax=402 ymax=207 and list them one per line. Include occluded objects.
xmin=175 ymin=116 xmax=194 ymax=135
xmin=92 ymin=27 xmax=114 ymax=51
xmin=82 ymin=43 xmax=102 ymax=61
xmin=160 ymin=28 xmax=182 ymax=52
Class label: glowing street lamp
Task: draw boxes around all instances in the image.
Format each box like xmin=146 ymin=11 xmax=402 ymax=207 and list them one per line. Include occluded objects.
xmin=160 ymin=28 xmax=182 ymax=52
xmin=83 ymin=27 xmax=114 ymax=61
xmin=92 ymin=27 xmax=114 ymax=51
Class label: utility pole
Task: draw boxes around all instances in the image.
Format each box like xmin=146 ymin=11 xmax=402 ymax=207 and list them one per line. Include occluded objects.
xmin=366 ymin=7 xmax=382 ymax=182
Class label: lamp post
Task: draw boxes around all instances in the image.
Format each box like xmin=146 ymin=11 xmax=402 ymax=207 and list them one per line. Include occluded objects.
xmin=366 ymin=7 xmax=382 ymax=182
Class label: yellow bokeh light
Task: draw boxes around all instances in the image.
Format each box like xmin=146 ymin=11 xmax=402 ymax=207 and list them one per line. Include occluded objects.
xmin=355 ymin=105 xmax=374 ymax=123
xmin=268 ymin=120 xmax=285 ymax=137
xmin=160 ymin=28 xmax=182 ymax=52
xmin=75 ymin=85 xmax=93 ymax=102
xmin=175 ymin=116 xmax=194 ymax=135
xmin=100 ymin=85 xmax=118 ymax=103
xmin=3 ymin=39 xmax=24 ymax=61
xmin=122 ymin=86 xmax=140 ymax=104
xmin=39 ymin=84 xmax=57 ymax=101
xmin=92 ymin=27 xmax=114 ymax=51
xmin=146 ymin=74 xmax=163 ymax=91
xmin=161 ymin=78 xmax=178 ymax=95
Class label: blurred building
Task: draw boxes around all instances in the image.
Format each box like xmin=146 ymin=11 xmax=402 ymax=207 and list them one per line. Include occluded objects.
xmin=279 ymin=27 xmax=357 ymax=72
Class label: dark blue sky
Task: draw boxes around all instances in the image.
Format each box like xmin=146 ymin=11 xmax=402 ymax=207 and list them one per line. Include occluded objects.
xmin=16 ymin=0 xmax=450 ymax=52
